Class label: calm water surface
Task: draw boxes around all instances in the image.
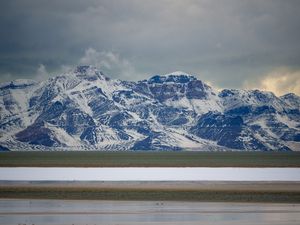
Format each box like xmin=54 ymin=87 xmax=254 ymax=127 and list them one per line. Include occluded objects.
xmin=0 ymin=199 xmax=299 ymax=225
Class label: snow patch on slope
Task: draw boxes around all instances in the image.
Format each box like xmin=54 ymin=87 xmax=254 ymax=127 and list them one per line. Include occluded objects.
xmin=163 ymin=71 xmax=192 ymax=76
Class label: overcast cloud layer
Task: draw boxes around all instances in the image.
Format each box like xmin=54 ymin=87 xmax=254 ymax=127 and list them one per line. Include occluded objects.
xmin=1 ymin=0 xmax=300 ymax=95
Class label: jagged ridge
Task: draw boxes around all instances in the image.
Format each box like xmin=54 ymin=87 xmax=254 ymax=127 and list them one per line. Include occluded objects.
xmin=0 ymin=65 xmax=299 ymax=151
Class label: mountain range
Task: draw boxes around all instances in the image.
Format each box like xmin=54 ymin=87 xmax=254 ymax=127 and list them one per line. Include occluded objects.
xmin=0 ymin=65 xmax=299 ymax=151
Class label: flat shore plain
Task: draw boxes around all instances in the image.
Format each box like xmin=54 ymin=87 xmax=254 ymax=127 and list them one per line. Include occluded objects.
xmin=1 ymin=151 xmax=300 ymax=167
xmin=1 ymin=181 xmax=300 ymax=203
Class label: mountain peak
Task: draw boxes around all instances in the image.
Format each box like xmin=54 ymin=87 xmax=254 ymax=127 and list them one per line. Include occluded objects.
xmin=71 ymin=65 xmax=108 ymax=81
xmin=147 ymin=71 xmax=196 ymax=84
xmin=74 ymin=65 xmax=103 ymax=75
xmin=281 ymin=93 xmax=299 ymax=99
xmin=163 ymin=71 xmax=192 ymax=76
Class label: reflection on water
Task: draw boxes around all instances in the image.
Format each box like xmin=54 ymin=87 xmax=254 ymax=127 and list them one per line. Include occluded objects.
xmin=0 ymin=199 xmax=299 ymax=225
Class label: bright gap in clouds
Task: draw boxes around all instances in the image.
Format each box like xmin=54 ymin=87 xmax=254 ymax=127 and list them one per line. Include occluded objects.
xmin=244 ymin=67 xmax=300 ymax=96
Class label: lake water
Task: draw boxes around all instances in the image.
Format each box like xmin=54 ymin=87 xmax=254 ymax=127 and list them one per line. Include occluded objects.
xmin=0 ymin=199 xmax=299 ymax=225
xmin=0 ymin=167 xmax=300 ymax=181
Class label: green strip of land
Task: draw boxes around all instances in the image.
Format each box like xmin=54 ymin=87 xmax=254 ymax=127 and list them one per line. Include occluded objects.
xmin=1 ymin=151 xmax=300 ymax=167
xmin=1 ymin=186 xmax=299 ymax=203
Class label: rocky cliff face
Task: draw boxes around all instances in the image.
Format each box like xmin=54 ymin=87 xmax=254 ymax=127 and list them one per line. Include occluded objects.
xmin=1 ymin=66 xmax=299 ymax=151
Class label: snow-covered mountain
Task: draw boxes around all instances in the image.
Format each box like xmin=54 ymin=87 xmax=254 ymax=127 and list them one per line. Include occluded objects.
xmin=1 ymin=65 xmax=299 ymax=151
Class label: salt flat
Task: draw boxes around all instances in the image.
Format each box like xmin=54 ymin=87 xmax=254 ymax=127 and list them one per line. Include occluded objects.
xmin=0 ymin=167 xmax=300 ymax=181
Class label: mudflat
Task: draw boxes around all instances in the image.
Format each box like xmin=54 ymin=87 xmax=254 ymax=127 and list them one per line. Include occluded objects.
xmin=1 ymin=181 xmax=300 ymax=203
xmin=2 ymin=181 xmax=300 ymax=191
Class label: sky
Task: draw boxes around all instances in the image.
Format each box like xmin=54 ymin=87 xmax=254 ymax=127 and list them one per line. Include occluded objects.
xmin=0 ymin=0 xmax=300 ymax=96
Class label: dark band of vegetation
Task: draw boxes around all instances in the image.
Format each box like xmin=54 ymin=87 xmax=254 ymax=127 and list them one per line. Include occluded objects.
xmin=1 ymin=187 xmax=300 ymax=203
xmin=1 ymin=151 xmax=300 ymax=167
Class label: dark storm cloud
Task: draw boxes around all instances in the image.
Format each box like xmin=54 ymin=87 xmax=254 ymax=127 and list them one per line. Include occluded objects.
xmin=0 ymin=0 xmax=300 ymax=92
